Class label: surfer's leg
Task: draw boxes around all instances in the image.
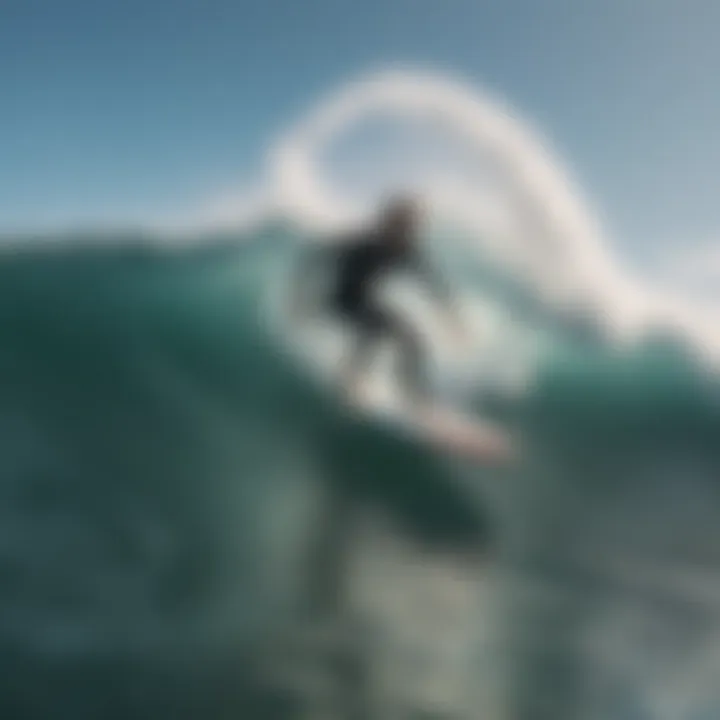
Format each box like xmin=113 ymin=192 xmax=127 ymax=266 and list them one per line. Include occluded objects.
xmin=380 ymin=310 xmax=429 ymax=410
xmin=339 ymin=332 xmax=378 ymax=399
xmin=336 ymin=301 xmax=428 ymax=408
xmin=336 ymin=304 xmax=383 ymax=402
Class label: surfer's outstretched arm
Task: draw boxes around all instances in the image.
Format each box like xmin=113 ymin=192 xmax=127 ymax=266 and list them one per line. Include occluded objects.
xmin=412 ymin=254 xmax=464 ymax=338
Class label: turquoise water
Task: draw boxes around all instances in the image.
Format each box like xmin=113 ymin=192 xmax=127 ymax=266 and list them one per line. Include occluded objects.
xmin=1 ymin=224 xmax=719 ymax=719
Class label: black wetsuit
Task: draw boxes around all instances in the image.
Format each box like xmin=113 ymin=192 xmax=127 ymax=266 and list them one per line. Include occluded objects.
xmin=319 ymin=232 xmax=446 ymax=402
xmin=330 ymin=233 xmax=411 ymax=332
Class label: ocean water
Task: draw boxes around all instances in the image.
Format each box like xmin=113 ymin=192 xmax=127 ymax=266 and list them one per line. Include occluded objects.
xmin=0 ymin=218 xmax=718 ymax=720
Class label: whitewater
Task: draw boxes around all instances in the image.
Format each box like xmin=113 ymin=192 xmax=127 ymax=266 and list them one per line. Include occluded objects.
xmin=1 ymin=70 xmax=720 ymax=720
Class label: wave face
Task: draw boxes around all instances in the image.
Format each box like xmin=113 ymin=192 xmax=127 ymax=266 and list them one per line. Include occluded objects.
xmin=1 ymin=223 xmax=719 ymax=720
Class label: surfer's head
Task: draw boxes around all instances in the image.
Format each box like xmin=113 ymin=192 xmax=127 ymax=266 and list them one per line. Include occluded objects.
xmin=377 ymin=194 xmax=421 ymax=247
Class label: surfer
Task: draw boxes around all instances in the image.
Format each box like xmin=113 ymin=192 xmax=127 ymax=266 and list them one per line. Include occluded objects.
xmin=290 ymin=195 xmax=463 ymax=410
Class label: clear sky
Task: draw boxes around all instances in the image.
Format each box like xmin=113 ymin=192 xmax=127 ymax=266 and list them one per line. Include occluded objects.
xmin=3 ymin=0 xmax=720 ymax=254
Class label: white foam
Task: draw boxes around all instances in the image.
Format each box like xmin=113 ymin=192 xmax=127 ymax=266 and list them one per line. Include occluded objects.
xmin=261 ymin=68 xmax=720 ymax=368
xmin=15 ymin=66 xmax=720 ymax=368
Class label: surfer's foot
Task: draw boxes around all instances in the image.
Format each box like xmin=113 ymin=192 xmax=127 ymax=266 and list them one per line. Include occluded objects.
xmin=399 ymin=392 xmax=435 ymax=421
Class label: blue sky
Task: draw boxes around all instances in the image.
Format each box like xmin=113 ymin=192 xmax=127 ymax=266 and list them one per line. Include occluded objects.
xmin=3 ymin=0 xmax=720 ymax=254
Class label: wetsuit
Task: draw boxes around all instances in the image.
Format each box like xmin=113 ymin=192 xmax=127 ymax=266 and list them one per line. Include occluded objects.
xmin=331 ymin=234 xmax=408 ymax=328
xmin=318 ymin=231 xmax=448 ymax=404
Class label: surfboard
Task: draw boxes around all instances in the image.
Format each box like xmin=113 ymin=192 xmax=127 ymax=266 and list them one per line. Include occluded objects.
xmin=345 ymin=386 xmax=513 ymax=464
xmin=409 ymin=404 xmax=513 ymax=463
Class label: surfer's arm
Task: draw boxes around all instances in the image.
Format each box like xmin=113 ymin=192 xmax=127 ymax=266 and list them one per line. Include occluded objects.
xmin=412 ymin=253 xmax=465 ymax=337
xmin=412 ymin=253 xmax=453 ymax=308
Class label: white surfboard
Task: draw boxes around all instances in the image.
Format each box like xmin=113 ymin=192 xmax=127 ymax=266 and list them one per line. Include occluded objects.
xmin=412 ymin=404 xmax=513 ymax=463
xmin=346 ymin=385 xmax=513 ymax=464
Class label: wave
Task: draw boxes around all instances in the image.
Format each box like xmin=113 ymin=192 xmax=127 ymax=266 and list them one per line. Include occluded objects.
xmin=0 ymin=221 xmax=718 ymax=717
xmin=2 ymin=68 xmax=720 ymax=719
